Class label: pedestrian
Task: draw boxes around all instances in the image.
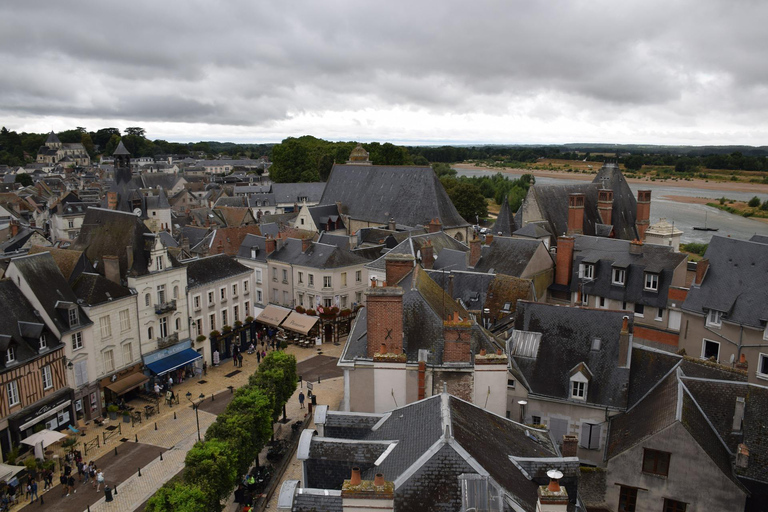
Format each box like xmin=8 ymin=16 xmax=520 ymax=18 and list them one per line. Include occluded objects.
xmin=167 ymin=375 xmax=173 ymax=390
xmin=30 ymin=480 xmax=38 ymax=502
xmin=233 ymin=346 xmax=239 ymax=366
xmin=237 ymin=352 xmax=243 ymax=367
xmin=95 ymin=470 xmax=104 ymax=492
xmin=154 ymin=382 xmax=161 ymax=395
xmin=60 ymin=473 xmax=68 ymax=496
xmin=67 ymin=475 xmax=76 ymax=495
xmin=203 ymin=360 xmax=208 ymax=376
xmin=299 ymin=391 xmax=305 ymax=409
xmin=77 ymin=460 xmax=84 ymax=482
xmin=261 ymin=350 xmax=266 ymax=360
xmin=256 ymin=350 xmax=261 ymax=364
xmin=90 ymin=465 xmax=97 ymax=489
xmin=64 ymin=463 xmax=72 ymax=478
xmin=83 ymin=464 xmax=90 ymax=485
xmin=25 ymin=481 xmax=31 ymax=501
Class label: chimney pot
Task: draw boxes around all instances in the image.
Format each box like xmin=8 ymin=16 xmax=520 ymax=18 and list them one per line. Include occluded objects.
xmin=485 ymin=233 xmax=494 ymax=245
xmin=479 ymin=349 xmax=487 ymax=356
xmin=374 ymin=473 xmax=385 ymax=487
xmin=621 ymin=316 xmax=629 ymax=333
xmin=380 ymin=343 xmax=387 ymax=354
xmin=350 ymin=467 xmax=362 ymax=486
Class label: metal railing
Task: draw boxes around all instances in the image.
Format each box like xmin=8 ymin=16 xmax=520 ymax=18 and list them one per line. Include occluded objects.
xmin=157 ymin=332 xmax=179 ymax=349
xmin=154 ymin=300 xmax=177 ymax=315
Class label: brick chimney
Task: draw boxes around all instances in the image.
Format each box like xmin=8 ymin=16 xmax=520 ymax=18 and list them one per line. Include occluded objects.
xmin=636 ymin=190 xmax=652 ymax=240
xmin=341 ymin=468 xmax=394 ymax=512
xmin=629 ymin=239 xmax=643 ymax=255
xmin=469 ymin=235 xmax=481 ymax=267
xmin=420 ymin=240 xmax=434 ymax=270
xmin=618 ymin=316 xmax=631 ymax=368
xmin=695 ymin=258 xmax=709 ymax=286
xmin=418 ymin=360 xmax=426 ymax=400
xmin=103 ymin=255 xmax=121 ymax=284
xmin=265 ymin=235 xmax=277 ymax=255
xmin=485 ymin=233 xmax=494 ymax=245
xmin=302 ymin=237 xmax=312 ymax=252
xmin=427 ymin=217 xmax=442 ymax=233
xmin=365 ymin=285 xmax=404 ymax=358
xmin=9 ymin=219 xmax=18 ymax=238
xmin=537 ymin=471 xmax=568 ymax=512
xmin=561 ymin=435 xmax=578 ymax=458
xmin=554 ymin=236 xmax=575 ymax=287
xmin=567 ymin=193 xmax=585 ymax=235
xmin=443 ymin=312 xmax=472 ymax=363
xmin=385 ymin=253 xmax=414 ymax=286
xmin=597 ymin=189 xmax=613 ymax=226
xmin=107 ymin=191 xmax=118 ymax=210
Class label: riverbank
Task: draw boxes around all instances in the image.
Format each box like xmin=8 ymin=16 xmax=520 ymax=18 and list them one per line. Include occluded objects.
xmin=453 ymin=163 xmax=768 ymax=195
xmin=660 ymin=195 xmax=768 ymax=225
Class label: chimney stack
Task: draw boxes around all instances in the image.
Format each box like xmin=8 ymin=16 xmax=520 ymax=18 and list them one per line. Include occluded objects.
xmin=385 ymin=253 xmax=415 ymax=286
xmin=418 ymin=360 xmax=426 ymax=400
xmin=629 ymin=239 xmax=643 ymax=255
xmin=301 ymin=237 xmax=312 ymax=252
xmin=469 ymin=235 xmax=481 ymax=267
xmin=597 ymin=189 xmax=614 ymax=226
xmin=103 ymin=255 xmax=121 ymax=284
xmin=427 ymin=217 xmax=442 ymax=234
xmin=567 ymin=193 xmax=585 ymax=235
xmin=618 ymin=316 xmax=631 ymax=367
xmin=561 ymin=435 xmax=578 ymax=458
xmin=554 ymin=236 xmax=575 ymax=287
xmin=388 ymin=218 xmax=396 ymax=231
xmin=695 ymin=258 xmax=709 ymax=286
xmin=636 ymin=190 xmax=651 ymax=240
xmin=342 ymin=469 xmax=394 ymax=512
xmin=735 ymin=353 xmax=748 ymax=372
xmin=485 ymin=233 xmax=494 ymax=245
xmin=107 ymin=191 xmax=118 ymax=210
xmin=9 ymin=219 xmax=18 ymax=238
xmin=443 ymin=312 xmax=472 ymax=363
xmin=537 ymin=470 xmax=568 ymax=512
xmin=365 ymin=284 xmax=404 ymax=358
xmin=420 ymin=240 xmax=434 ymax=270
xmin=265 ymin=235 xmax=277 ymax=255
xmin=736 ymin=444 xmax=749 ymax=469
xmin=732 ymin=396 xmax=746 ymax=432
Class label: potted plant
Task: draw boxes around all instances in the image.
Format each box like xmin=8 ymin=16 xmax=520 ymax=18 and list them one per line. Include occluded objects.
xmin=234 ymin=320 xmax=243 ymax=328
xmin=295 ymin=306 xmax=305 ymax=314
xmin=245 ymin=316 xmax=254 ymax=324
xmin=122 ymin=410 xmax=131 ymax=423
xmin=61 ymin=436 xmax=79 ymax=454
xmin=107 ymin=404 xmax=119 ymax=420
xmin=196 ymin=335 xmax=206 ymax=342
xmin=222 ymin=325 xmax=232 ymax=333
xmin=306 ymin=309 xmax=316 ymax=316
xmin=209 ymin=330 xmax=220 ymax=339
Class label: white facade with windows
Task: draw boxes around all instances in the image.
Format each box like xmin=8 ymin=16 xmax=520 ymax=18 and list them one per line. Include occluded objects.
xmin=292 ymin=264 xmax=368 ymax=311
xmin=80 ymin=294 xmax=140 ymax=384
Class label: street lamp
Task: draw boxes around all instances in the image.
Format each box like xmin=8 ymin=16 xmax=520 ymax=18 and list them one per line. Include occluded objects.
xmin=186 ymin=392 xmax=206 ymax=442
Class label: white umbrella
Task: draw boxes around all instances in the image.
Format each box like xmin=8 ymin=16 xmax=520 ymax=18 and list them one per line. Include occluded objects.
xmin=21 ymin=429 xmax=67 ymax=459
xmin=0 ymin=463 xmax=25 ymax=482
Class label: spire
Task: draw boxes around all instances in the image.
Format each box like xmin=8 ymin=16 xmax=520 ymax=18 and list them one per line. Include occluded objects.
xmin=113 ymin=140 xmax=131 ymax=156
xmin=45 ymin=131 xmax=61 ymax=145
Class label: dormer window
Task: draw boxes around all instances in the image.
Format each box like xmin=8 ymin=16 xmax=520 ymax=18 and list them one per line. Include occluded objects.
xmin=579 ymin=263 xmax=594 ymax=280
xmin=612 ymin=268 xmax=626 ymax=286
xmin=571 ymin=380 xmax=586 ymax=399
xmin=707 ymin=310 xmax=722 ymax=328
xmin=155 ymin=255 xmax=164 ymax=271
xmin=644 ymin=272 xmax=659 ymax=292
xmin=68 ymin=308 xmax=79 ymax=328
xmin=5 ymin=346 xmax=15 ymax=364
xmin=39 ymin=334 xmax=47 ymax=350
xmin=569 ymin=363 xmax=592 ymax=401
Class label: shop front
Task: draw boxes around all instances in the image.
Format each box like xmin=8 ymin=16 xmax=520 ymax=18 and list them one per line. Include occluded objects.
xmin=4 ymin=388 xmax=76 ymax=455
xmin=255 ymin=304 xmax=291 ymax=329
xmin=100 ymin=364 xmax=149 ymax=405
xmin=143 ymin=339 xmax=203 ymax=387
xmin=281 ymin=311 xmax=320 ymax=341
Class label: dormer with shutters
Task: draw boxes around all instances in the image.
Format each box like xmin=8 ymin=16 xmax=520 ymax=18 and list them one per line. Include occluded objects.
xmin=148 ymin=235 xmax=170 ymax=273
xmin=569 ymin=362 xmax=593 ymax=401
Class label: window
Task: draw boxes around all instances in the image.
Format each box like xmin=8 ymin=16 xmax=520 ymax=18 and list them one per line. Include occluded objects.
xmin=208 ymin=291 xmax=214 ymax=305
xmin=579 ymin=422 xmax=601 ymax=450
xmin=308 ymin=294 xmax=314 ymax=308
xmin=68 ymin=219 xmax=74 ymax=229
xmin=644 ymin=272 xmax=659 ymax=291
xmin=40 ymin=365 xmax=53 ymax=390
xmin=243 ymin=280 xmax=248 ymax=293
xmin=145 ymin=293 xmax=151 ymax=307
xmin=618 ymin=486 xmax=637 ymax=512
xmin=323 ymin=276 xmax=332 ymax=288
xmin=581 ymin=294 xmax=589 ymax=306
xmin=123 ymin=342 xmax=133 ymax=364
xmin=244 ymin=301 xmax=249 ymax=314
xmin=194 ymin=319 xmax=202 ymax=335
xmin=582 ymin=263 xmax=594 ymax=280
xmin=103 ymin=350 xmax=115 ymax=373
xmin=100 ymin=317 xmax=112 ymax=338
xmin=642 ymin=448 xmax=670 ymax=476
xmin=707 ymin=309 xmax=722 ymax=328
xmin=663 ymin=499 xmax=687 ymax=512
xmin=175 ymin=318 xmax=181 ymax=330
xmin=283 ymin=291 xmax=289 ymax=305
xmin=298 ymin=293 xmax=304 ymax=307
xmin=634 ymin=303 xmax=644 ymax=317
xmin=531 ymin=415 xmax=541 ymax=425
xmin=74 ymin=360 xmax=88 ymax=388
xmin=341 ymin=272 xmax=347 ymax=287
xmin=72 ymin=332 xmax=83 ymax=350
xmin=159 ymin=317 xmax=168 ymax=338
xmin=69 ymin=308 xmax=79 ymax=327
xmin=591 ymin=338 xmax=601 ymax=351
xmin=157 ymin=284 xmax=166 ymax=305
xmin=39 ymin=334 xmax=47 ymax=350
xmin=759 ymin=354 xmax=768 ymax=379
xmin=272 ymin=267 xmax=277 ymax=281
xmin=612 ymin=267 xmax=626 ymax=285
xmin=282 ymin=269 xmax=288 ymax=282
xmin=655 ymin=308 xmax=664 ymax=321
xmin=193 ymin=295 xmax=201 ymax=310
xmin=222 ymin=309 xmax=228 ymax=326
xmin=507 ymin=379 xmax=516 ymax=388
xmin=147 ymin=327 xmax=153 ymax=340
xmin=308 ymin=274 xmax=314 ymax=287
xmin=622 ymin=301 xmax=628 ymax=310
xmin=355 ymin=291 xmax=362 ymax=303
xmin=220 ymin=287 xmax=226 ymax=300
xmin=571 ymin=380 xmax=586 ymax=399
xmin=210 ymin=313 xmax=216 ymax=330
xmin=341 ymin=295 xmax=348 ymax=308
xmin=120 ymin=309 xmax=130 ymax=331
xmin=599 ymin=296 xmax=606 ymax=308
xmin=356 ymin=270 xmax=362 ymax=283
xmin=702 ymin=339 xmax=720 ymax=361
xmin=298 ymin=272 xmax=304 ymax=284
xmin=232 ymin=283 xmax=238 ymax=297
xmin=255 ymin=269 xmax=262 ymax=284
xmin=173 ymin=286 xmax=179 ymax=299
xmin=7 ymin=381 xmax=19 ymax=407
xmin=155 ymin=255 xmax=164 ymax=270
xmin=257 ymin=290 xmax=263 ymax=303
xmin=5 ymin=346 xmax=15 ymax=364
xmin=234 ymin=305 xmax=239 ymax=322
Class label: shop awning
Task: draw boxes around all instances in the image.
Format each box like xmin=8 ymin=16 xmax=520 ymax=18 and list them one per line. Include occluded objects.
xmin=105 ymin=373 xmax=150 ymax=396
xmin=145 ymin=349 xmax=202 ymax=376
xmin=18 ymin=401 xmax=72 ymax=432
xmin=256 ymin=304 xmax=291 ymax=327
xmin=282 ymin=311 xmax=319 ymax=335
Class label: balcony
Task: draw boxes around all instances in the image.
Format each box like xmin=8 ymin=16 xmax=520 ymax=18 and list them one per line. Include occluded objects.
xmin=157 ymin=332 xmax=179 ymax=349
xmin=154 ymin=300 xmax=177 ymax=315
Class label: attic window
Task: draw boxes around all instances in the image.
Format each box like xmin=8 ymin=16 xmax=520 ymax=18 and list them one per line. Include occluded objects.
xmin=591 ymin=338 xmax=601 ymax=351
xmin=68 ymin=308 xmax=79 ymax=328
xmin=612 ymin=268 xmax=626 ymax=286
xmin=644 ymin=272 xmax=659 ymax=292
xmin=706 ymin=310 xmax=722 ymax=328
xmin=39 ymin=334 xmax=47 ymax=350
xmin=579 ymin=263 xmax=594 ymax=280
xmin=571 ymin=381 xmax=586 ymax=399
xmin=5 ymin=346 xmax=15 ymax=364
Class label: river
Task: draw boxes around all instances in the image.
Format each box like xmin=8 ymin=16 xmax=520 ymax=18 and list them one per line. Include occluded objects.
xmin=455 ymin=169 xmax=768 ymax=244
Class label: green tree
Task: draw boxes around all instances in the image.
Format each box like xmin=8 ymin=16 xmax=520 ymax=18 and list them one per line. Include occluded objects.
xmin=432 ymin=162 xmax=457 ymax=178
xmin=104 ymin=134 xmax=121 ymax=155
xmin=15 ymin=174 xmax=33 ymax=187
xmin=249 ymin=352 xmax=298 ymax=422
xmin=124 ymin=127 xmax=146 ymax=137
xmin=270 ymin=138 xmax=314 ymax=182
xmin=440 ymin=179 xmax=488 ymax=222
xmin=624 ymin=155 xmax=644 ymax=171
xmin=748 ymin=196 xmax=761 ymax=207
xmin=145 ymin=482 xmax=208 ymax=512
xmin=81 ymin=132 xmax=96 ymax=158
xmin=184 ymin=439 xmax=238 ymax=510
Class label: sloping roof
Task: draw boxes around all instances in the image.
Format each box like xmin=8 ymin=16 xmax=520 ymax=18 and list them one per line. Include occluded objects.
xmin=682 ymin=236 xmax=768 ymax=329
xmin=512 ymin=301 xmax=631 ymax=408
xmin=208 ymin=225 xmax=263 ymax=256
xmin=215 ymin=207 xmax=255 ymax=227
xmin=316 ymin=232 xmax=350 ymax=249
xmin=491 ymin=196 xmax=517 ymax=236
xmin=366 ymin=231 xmax=469 ymax=271
xmin=113 ymin=141 xmax=130 ymax=155
xmin=473 ymin=237 xmax=547 ymax=277
xmin=749 ymin=234 xmax=768 ymax=245
xmin=271 ymin=182 xmax=326 ymax=205
xmin=627 ymin=346 xmax=681 ymax=408
xmin=27 ymin=246 xmax=89 ymax=283
xmin=270 ymin=239 xmax=369 ymax=270
xmin=236 ymin=234 xmax=268 ymax=263
xmin=144 ymin=188 xmax=170 ymax=210
xmin=185 ymin=254 xmax=251 ymax=288
xmin=71 ymin=272 xmax=132 ymax=306
xmin=45 ymin=131 xmax=60 ymax=144
xmin=307 ymin=204 xmax=344 ymax=231
xmin=321 ymin=164 xmax=469 ymax=229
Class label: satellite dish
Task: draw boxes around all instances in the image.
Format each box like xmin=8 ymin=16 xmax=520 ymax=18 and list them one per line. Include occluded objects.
xmin=730 ymin=354 xmax=736 ymax=364
xmin=111 ymin=375 xmax=117 ymax=382
xmin=133 ymin=208 xmax=142 ymax=216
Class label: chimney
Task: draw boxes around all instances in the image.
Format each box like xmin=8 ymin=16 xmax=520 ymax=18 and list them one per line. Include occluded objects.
xmin=265 ymin=236 xmax=277 ymax=255
xmin=420 ymin=240 xmax=434 ymax=270
xmin=302 ymin=237 xmax=312 ymax=252
xmin=636 ymin=190 xmax=651 ymax=240
xmin=597 ymin=189 xmax=614 ymax=226
xmin=469 ymin=235 xmax=481 ymax=267
xmin=107 ymin=191 xmax=118 ymax=210
xmin=629 ymin=239 xmax=643 ymax=255
xmin=126 ymin=246 xmax=134 ymax=272
xmin=537 ymin=470 xmax=568 ymax=512
xmin=695 ymin=258 xmax=709 ymax=286
xmin=385 ymin=253 xmax=415 ymax=286
xmin=365 ymin=285 xmax=404 ymax=358
xmin=427 ymin=217 xmax=442 ymax=234
xmin=561 ymin=435 xmax=578 ymax=457
xmin=736 ymin=444 xmax=749 ymax=469
xmin=732 ymin=396 xmax=746 ymax=432
xmin=341 ymin=468 xmax=394 ymax=512
xmin=618 ymin=316 xmax=630 ymax=367
xmin=103 ymin=255 xmax=121 ymax=284
xmin=554 ymin=236 xmax=575 ymax=287
xmin=567 ymin=193 xmax=585 ymax=235
xmin=443 ymin=312 xmax=472 ymax=363
xmin=485 ymin=233 xmax=494 ymax=245
xmin=418 ymin=360 xmax=426 ymax=400
xmin=388 ymin=218 xmax=396 ymax=231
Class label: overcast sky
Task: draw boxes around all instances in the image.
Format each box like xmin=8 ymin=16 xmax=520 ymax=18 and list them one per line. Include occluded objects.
xmin=1 ymin=1 xmax=766 ymax=146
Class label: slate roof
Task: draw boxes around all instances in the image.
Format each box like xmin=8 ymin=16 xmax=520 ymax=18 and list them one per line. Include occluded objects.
xmin=307 ymin=204 xmax=344 ymax=231
xmin=272 ymin=182 xmax=326 ymax=205
xmin=270 ymin=239 xmax=369 ymax=270
xmin=179 ymin=226 xmax=210 ymax=250
xmin=491 ymin=196 xmax=517 ymax=236
xmin=474 ymin=237 xmax=547 ymax=277
xmin=236 ymin=234 xmax=268 ymax=263
xmin=45 ymin=131 xmax=61 ymax=144
xmin=627 ymin=346 xmax=681 ymax=408
xmin=185 ymin=254 xmax=252 ymax=288
xmin=366 ymin=231 xmax=469 ymax=271
xmin=682 ymin=236 xmax=768 ymax=329
xmin=321 ymin=164 xmax=469 ymax=229
xmin=71 ymin=272 xmax=132 ymax=306
xmin=113 ymin=141 xmax=130 ymax=155
xmin=138 ymin=174 xmax=183 ymax=191
xmin=570 ymin=235 xmax=687 ymax=309
xmin=511 ymin=301 xmax=631 ymax=409
xmin=513 ymin=221 xmax=552 ymax=239
xmin=27 ymin=246 xmax=89 ymax=283
xmin=304 ymin=394 xmax=565 ymax=512
xmin=144 ymin=188 xmax=170 ymax=210
xmin=749 ymin=234 xmax=768 ymax=245
xmin=316 ymin=232 xmax=350 ymax=250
